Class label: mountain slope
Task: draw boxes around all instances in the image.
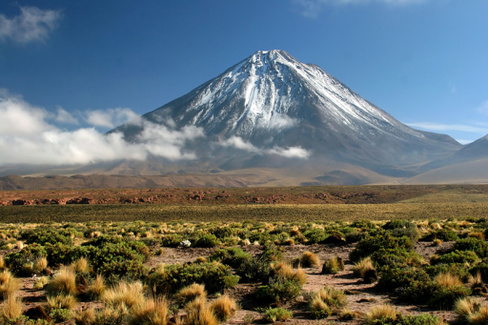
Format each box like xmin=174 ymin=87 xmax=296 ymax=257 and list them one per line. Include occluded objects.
xmin=115 ymin=50 xmax=460 ymax=177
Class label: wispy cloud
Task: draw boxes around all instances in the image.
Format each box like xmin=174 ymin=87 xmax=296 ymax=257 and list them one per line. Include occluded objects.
xmin=0 ymin=6 xmax=62 ymax=43
xmin=477 ymin=100 xmax=488 ymax=116
xmin=85 ymin=107 xmax=141 ymax=128
xmin=220 ymin=136 xmax=310 ymax=159
xmin=293 ymin=0 xmax=427 ymax=18
xmin=55 ymin=107 xmax=78 ymax=125
xmin=407 ymin=122 xmax=488 ymax=134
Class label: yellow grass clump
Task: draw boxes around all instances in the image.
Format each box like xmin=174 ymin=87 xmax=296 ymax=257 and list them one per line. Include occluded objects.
xmin=102 ymin=280 xmax=145 ymax=309
xmin=71 ymin=257 xmax=90 ymax=275
xmin=33 ymin=257 xmax=48 ymax=274
xmin=130 ymin=297 xmax=168 ymax=325
xmin=86 ymin=274 xmax=106 ymax=299
xmin=365 ymin=304 xmax=398 ymax=325
xmin=300 ymin=251 xmax=320 ymax=268
xmin=175 ymin=283 xmax=207 ymax=305
xmin=434 ymin=272 xmax=464 ymax=288
xmin=0 ymin=295 xmax=23 ymax=321
xmin=47 ymin=293 xmax=78 ymax=311
xmin=210 ymin=295 xmax=238 ymax=322
xmin=46 ymin=266 xmax=78 ymax=296
xmin=0 ymin=270 xmax=22 ymax=299
xmin=185 ymin=296 xmax=218 ymax=325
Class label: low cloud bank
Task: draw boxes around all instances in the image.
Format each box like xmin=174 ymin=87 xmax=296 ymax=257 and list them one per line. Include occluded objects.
xmin=0 ymin=91 xmax=310 ymax=167
xmin=0 ymin=91 xmax=203 ymax=165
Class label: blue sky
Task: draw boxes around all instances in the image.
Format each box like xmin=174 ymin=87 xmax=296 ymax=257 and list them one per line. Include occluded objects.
xmin=0 ymin=0 xmax=487 ymax=165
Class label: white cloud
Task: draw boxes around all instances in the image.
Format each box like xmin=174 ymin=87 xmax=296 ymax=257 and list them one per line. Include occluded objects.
xmin=0 ymin=92 xmax=204 ymax=166
xmin=55 ymin=107 xmax=78 ymax=125
xmin=220 ymin=136 xmax=310 ymax=159
xmin=85 ymin=107 xmax=141 ymax=128
xmin=0 ymin=90 xmax=54 ymax=136
xmin=269 ymin=146 xmax=311 ymax=159
xmin=293 ymin=0 xmax=426 ymax=18
xmin=0 ymin=6 xmax=62 ymax=43
xmin=220 ymin=136 xmax=259 ymax=152
xmin=136 ymin=122 xmax=204 ymax=160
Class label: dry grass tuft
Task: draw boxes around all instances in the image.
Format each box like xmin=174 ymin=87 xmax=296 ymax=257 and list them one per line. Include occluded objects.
xmin=365 ymin=304 xmax=398 ymax=325
xmin=186 ymin=296 xmax=218 ymax=325
xmin=33 ymin=257 xmax=48 ymax=274
xmin=130 ymin=296 xmax=168 ymax=325
xmin=353 ymin=257 xmax=374 ymax=278
xmin=469 ymin=305 xmax=488 ymax=324
xmin=46 ymin=266 xmax=78 ymax=296
xmin=47 ymin=293 xmax=78 ymax=311
xmin=309 ymin=295 xmax=330 ymax=319
xmin=434 ymin=272 xmax=464 ymax=288
xmin=273 ymin=262 xmax=295 ymax=279
xmin=322 ymin=256 xmax=344 ymax=274
xmin=74 ymin=307 xmax=96 ymax=325
xmin=294 ymin=267 xmax=307 ymax=285
xmin=455 ymin=297 xmax=488 ymax=325
xmin=0 ymin=270 xmax=22 ymax=299
xmin=210 ymin=295 xmax=238 ymax=322
xmin=33 ymin=276 xmax=49 ymax=290
xmin=86 ymin=274 xmax=106 ymax=299
xmin=455 ymin=297 xmax=476 ymax=319
xmin=300 ymin=251 xmax=320 ymax=268
xmin=316 ymin=286 xmax=347 ymax=308
xmin=175 ymin=283 xmax=207 ymax=305
xmin=0 ymin=295 xmax=23 ymax=320
xmin=103 ymin=281 xmax=145 ymax=309
xmin=71 ymin=257 xmax=90 ymax=275
xmin=0 ymin=256 xmax=6 ymax=271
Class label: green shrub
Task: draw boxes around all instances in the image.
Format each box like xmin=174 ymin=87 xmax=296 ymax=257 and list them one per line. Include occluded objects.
xmin=4 ymin=244 xmax=47 ymax=276
xmin=428 ymin=285 xmax=471 ymax=309
xmin=302 ymin=229 xmax=327 ymax=244
xmin=45 ymin=243 xmax=90 ymax=266
xmin=350 ymin=233 xmax=414 ymax=263
xmin=431 ymin=250 xmax=480 ymax=266
xmin=210 ymin=227 xmax=234 ymax=239
xmin=208 ymin=247 xmax=252 ymax=269
xmin=21 ymin=228 xmax=73 ymax=245
xmin=147 ymin=261 xmax=239 ymax=295
xmin=256 ymin=277 xmax=302 ymax=303
xmin=383 ymin=220 xmax=420 ymax=241
xmin=376 ymin=266 xmax=431 ymax=300
xmin=371 ymin=248 xmax=424 ymax=269
xmin=235 ymin=244 xmax=282 ymax=283
xmin=193 ymin=234 xmax=219 ymax=248
xmin=160 ymin=234 xmax=184 ymax=247
xmin=87 ymin=239 xmax=148 ymax=282
xmin=49 ymin=308 xmax=72 ymax=323
xmin=421 ymin=229 xmax=459 ymax=242
xmin=453 ymin=238 xmax=488 ymax=258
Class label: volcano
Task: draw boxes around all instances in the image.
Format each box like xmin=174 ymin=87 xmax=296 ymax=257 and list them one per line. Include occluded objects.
xmin=112 ymin=49 xmax=460 ymax=182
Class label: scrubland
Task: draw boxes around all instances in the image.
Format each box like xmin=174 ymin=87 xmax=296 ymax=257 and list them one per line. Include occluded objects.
xmin=0 ymin=185 xmax=486 ymax=324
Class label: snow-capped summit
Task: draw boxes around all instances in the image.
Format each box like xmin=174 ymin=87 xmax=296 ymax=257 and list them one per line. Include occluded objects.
xmin=115 ymin=50 xmax=461 ymax=178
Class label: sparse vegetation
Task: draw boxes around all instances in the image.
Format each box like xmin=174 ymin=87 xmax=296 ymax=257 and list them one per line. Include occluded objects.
xmin=0 ymin=185 xmax=488 ymax=324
